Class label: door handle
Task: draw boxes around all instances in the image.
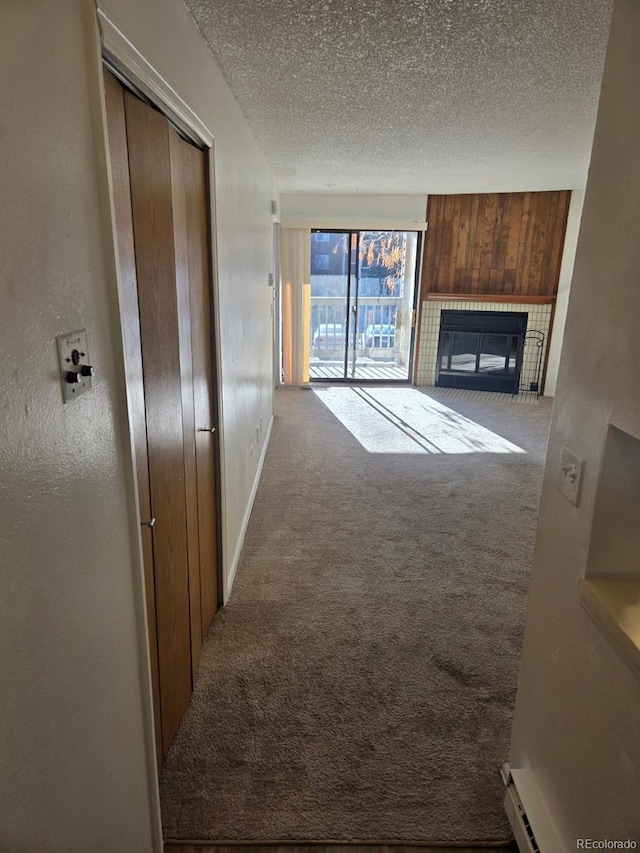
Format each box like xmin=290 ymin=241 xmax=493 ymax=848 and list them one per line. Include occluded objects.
xmin=141 ymin=517 xmax=156 ymax=528
xmin=198 ymin=427 xmax=216 ymax=433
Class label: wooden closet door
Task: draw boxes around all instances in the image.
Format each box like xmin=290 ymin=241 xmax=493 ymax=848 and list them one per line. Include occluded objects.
xmin=104 ymin=70 xmax=162 ymax=768
xmin=168 ymin=128 xmax=204 ymax=673
xmin=104 ymin=69 xmax=221 ymax=764
xmin=123 ymin=89 xmax=192 ymax=754
xmin=170 ymin=134 xmax=221 ymax=637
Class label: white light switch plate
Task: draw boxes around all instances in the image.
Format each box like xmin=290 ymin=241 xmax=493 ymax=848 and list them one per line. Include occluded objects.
xmin=558 ymin=445 xmax=584 ymax=506
xmin=56 ymin=329 xmax=93 ymax=403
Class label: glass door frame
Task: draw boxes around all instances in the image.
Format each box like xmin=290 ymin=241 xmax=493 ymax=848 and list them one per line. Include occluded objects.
xmin=309 ymin=228 xmax=422 ymax=384
xmin=346 ymin=230 xmax=361 ymax=381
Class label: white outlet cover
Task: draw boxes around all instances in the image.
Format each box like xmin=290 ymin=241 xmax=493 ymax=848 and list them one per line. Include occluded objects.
xmin=558 ymin=445 xmax=584 ymax=506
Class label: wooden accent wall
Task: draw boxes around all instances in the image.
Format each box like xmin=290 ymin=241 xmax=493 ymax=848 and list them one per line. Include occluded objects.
xmin=422 ymin=191 xmax=571 ymax=300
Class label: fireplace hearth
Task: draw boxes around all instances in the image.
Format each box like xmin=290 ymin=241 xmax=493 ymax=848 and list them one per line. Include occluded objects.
xmin=436 ymin=310 xmax=527 ymax=394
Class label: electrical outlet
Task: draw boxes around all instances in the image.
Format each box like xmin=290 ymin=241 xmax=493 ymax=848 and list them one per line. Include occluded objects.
xmin=558 ymin=445 xmax=584 ymax=506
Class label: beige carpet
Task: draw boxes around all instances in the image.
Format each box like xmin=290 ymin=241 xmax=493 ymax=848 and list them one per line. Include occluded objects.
xmin=160 ymin=386 xmax=552 ymax=843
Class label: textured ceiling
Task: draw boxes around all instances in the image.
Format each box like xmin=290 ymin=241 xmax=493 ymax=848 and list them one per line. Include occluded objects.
xmin=185 ymin=0 xmax=612 ymax=194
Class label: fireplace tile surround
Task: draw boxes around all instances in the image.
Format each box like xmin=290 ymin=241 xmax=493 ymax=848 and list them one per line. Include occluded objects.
xmin=415 ymin=300 xmax=553 ymax=394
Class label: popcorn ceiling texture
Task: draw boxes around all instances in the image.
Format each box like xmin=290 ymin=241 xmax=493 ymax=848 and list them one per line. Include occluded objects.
xmin=184 ymin=0 xmax=612 ymax=193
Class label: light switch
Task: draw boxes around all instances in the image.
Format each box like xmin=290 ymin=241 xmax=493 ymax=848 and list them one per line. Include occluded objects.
xmin=558 ymin=445 xmax=584 ymax=506
xmin=56 ymin=329 xmax=94 ymax=403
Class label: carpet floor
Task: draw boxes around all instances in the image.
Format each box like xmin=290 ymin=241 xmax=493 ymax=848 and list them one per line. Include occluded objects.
xmin=160 ymin=385 xmax=552 ymax=844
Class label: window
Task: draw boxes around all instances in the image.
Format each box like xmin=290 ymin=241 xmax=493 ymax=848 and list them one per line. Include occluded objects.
xmin=312 ymin=253 xmax=330 ymax=272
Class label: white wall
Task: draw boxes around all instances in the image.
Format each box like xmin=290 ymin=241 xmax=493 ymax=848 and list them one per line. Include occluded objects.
xmin=0 ymin=3 xmax=156 ymax=851
xmin=509 ymin=0 xmax=640 ymax=843
xmin=281 ymin=193 xmax=428 ymax=228
xmin=0 ymin=0 xmax=275 ymax=850
xmin=542 ymin=189 xmax=585 ymax=397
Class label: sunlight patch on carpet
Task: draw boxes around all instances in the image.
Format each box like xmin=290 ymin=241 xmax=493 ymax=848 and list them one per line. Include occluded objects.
xmin=313 ymin=386 xmax=526 ymax=454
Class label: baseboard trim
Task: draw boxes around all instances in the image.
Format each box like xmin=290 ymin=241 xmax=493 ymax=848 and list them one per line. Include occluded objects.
xmin=224 ymin=414 xmax=274 ymax=602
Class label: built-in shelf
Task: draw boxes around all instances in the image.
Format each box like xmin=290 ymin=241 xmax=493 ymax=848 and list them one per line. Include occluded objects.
xmin=579 ymin=578 xmax=640 ymax=677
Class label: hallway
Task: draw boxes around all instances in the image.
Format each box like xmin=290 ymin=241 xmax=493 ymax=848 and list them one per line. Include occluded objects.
xmin=159 ymin=387 xmax=551 ymax=844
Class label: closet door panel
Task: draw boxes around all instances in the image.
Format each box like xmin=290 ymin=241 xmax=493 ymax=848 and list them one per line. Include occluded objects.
xmin=124 ymin=90 xmax=192 ymax=753
xmin=103 ymin=70 xmax=162 ymax=767
xmin=180 ymin=138 xmax=221 ymax=634
xmin=169 ymin=129 xmax=203 ymax=675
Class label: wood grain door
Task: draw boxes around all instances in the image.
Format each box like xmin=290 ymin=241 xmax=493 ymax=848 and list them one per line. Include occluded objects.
xmin=169 ymin=132 xmax=221 ymax=638
xmin=103 ymin=69 xmax=221 ymax=764
xmin=123 ymin=87 xmax=193 ymax=755
xmin=104 ymin=70 xmax=163 ymax=769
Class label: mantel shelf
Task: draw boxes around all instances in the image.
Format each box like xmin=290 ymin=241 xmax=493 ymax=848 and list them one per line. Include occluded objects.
xmin=426 ymin=293 xmax=556 ymax=304
xmin=579 ymin=578 xmax=640 ymax=677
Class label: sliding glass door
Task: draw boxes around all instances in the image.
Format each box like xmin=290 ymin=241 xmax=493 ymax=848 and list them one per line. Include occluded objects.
xmin=309 ymin=230 xmax=420 ymax=382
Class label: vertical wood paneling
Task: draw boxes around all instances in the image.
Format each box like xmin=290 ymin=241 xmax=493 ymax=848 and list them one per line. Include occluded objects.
xmin=448 ymin=195 xmax=461 ymax=289
xmin=504 ymin=192 xmax=523 ymax=270
xmin=519 ymin=192 xmax=536 ymax=294
xmin=491 ymin=193 xmax=507 ymax=271
xmin=455 ymin=194 xmax=472 ymax=273
xmin=528 ymin=192 xmax=551 ymax=295
xmin=437 ymin=196 xmax=454 ymax=291
xmin=542 ymin=191 xmax=560 ymax=288
xmin=548 ymin=190 xmax=571 ymax=291
xmin=514 ymin=192 xmax=532 ymax=294
xmin=470 ymin=195 xmax=485 ymax=285
xmin=503 ymin=268 xmax=516 ymax=292
xmin=479 ymin=192 xmax=496 ymax=288
xmin=422 ymin=190 xmax=571 ymax=300
xmin=423 ymin=203 xmax=436 ymax=270
xmin=466 ymin=194 xmax=480 ymax=273
xmin=431 ymin=196 xmax=443 ymax=270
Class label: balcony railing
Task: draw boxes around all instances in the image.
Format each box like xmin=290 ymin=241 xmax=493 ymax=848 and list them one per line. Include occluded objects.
xmin=311 ymin=296 xmax=402 ymax=352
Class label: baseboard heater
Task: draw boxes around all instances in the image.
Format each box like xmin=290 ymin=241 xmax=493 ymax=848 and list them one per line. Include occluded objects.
xmin=501 ymin=763 xmax=563 ymax=853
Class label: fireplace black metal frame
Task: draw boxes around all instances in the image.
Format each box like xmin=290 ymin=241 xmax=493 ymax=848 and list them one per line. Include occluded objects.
xmin=435 ymin=310 xmax=528 ymax=394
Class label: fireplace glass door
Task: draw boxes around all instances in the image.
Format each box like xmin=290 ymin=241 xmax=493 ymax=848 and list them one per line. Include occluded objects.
xmin=436 ymin=311 xmax=527 ymax=394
